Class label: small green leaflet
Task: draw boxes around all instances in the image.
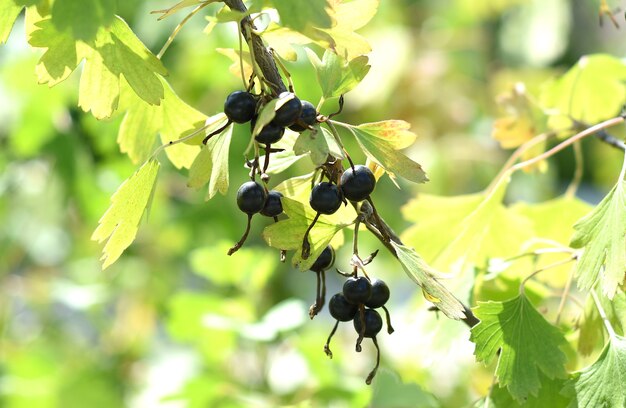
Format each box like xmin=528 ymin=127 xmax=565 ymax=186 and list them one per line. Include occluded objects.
xmin=0 ymin=1 xmax=23 ymax=44
xmin=262 ymin=197 xmax=355 ymax=270
xmin=92 ymin=160 xmax=160 ymax=269
xmin=117 ymin=79 xmax=206 ymax=168
xmin=470 ymin=294 xmax=568 ymax=401
xmin=390 ymin=242 xmax=466 ymax=320
xmin=29 ymin=14 xmax=167 ymax=118
xmin=347 ymin=121 xmax=427 ymax=184
xmin=563 ymin=335 xmax=626 ymax=408
xmin=262 ymin=131 xmax=308 ymax=174
xmin=306 ymin=49 xmax=370 ymax=99
xmin=187 ymin=122 xmax=233 ymax=200
xmin=570 ymin=163 xmax=626 ymax=298
xmin=541 ymin=54 xmax=626 ymax=130
xmin=293 ymin=125 xmax=343 ymax=166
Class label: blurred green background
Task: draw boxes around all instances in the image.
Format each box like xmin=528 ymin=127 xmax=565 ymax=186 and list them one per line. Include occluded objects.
xmin=1 ymin=0 xmax=625 ymax=406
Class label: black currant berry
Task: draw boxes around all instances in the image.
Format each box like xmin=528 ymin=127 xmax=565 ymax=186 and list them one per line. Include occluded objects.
xmin=310 ymin=245 xmax=335 ymax=272
xmin=364 ymin=279 xmax=390 ymax=309
xmin=289 ymin=100 xmax=318 ymax=132
xmin=224 ymin=91 xmax=256 ymax=124
xmin=309 ymin=182 xmax=343 ymax=215
xmin=353 ymin=308 xmax=383 ymax=338
xmin=251 ymin=117 xmax=285 ymax=145
xmin=340 ymin=165 xmax=376 ymax=202
xmin=329 ymin=293 xmax=359 ymax=322
xmin=272 ymin=92 xmax=302 ymax=127
xmin=260 ymin=190 xmax=283 ymax=217
xmin=343 ymin=276 xmax=372 ymax=304
xmin=236 ymin=181 xmax=267 ymax=215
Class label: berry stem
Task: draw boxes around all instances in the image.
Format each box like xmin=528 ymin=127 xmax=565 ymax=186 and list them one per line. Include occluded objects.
xmin=324 ymin=320 xmax=340 ymax=359
xmin=355 ymin=304 xmax=366 ymax=352
xmin=262 ymin=144 xmax=271 ymax=174
xmin=365 ymin=196 xmax=390 ymax=242
xmin=309 ymin=270 xmax=324 ymax=319
xmin=227 ymin=214 xmax=253 ymax=255
xmin=382 ymin=305 xmax=395 ymax=334
xmin=202 ymin=120 xmax=232 ymax=145
xmin=325 ymin=120 xmax=355 ymax=171
xmin=301 ymin=212 xmax=321 ymax=260
xmin=365 ymin=336 xmax=381 ymax=385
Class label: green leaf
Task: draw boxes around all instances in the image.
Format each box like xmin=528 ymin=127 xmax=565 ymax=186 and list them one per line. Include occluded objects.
xmin=272 ymin=0 xmax=333 ymax=32
xmin=390 ymin=242 xmax=466 ymax=320
xmin=541 ymin=54 xmax=626 ymax=129
xmin=117 ymin=79 xmax=206 ymax=167
xmin=369 ymin=370 xmax=440 ymax=408
xmin=319 ymin=0 xmax=379 ymax=60
xmin=402 ymin=180 xmax=533 ymax=271
xmin=187 ymin=123 xmax=233 ymax=200
xmin=489 ymin=373 xmax=570 ymax=408
xmin=51 ymin=0 xmax=116 ymax=41
xmin=306 ymin=48 xmax=370 ymax=99
xmin=563 ymin=335 xmax=626 ymax=408
xmin=0 ymin=1 xmax=24 ymax=44
xmin=578 ymin=290 xmax=626 ymax=356
xmin=470 ymin=294 xmax=568 ymax=401
xmin=293 ymin=126 xmax=332 ymax=166
xmin=570 ymin=176 xmax=626 ymax=298
xmin=252 ymin=94 xmax=295 ymax=138
xmin=91 ymin=160 xmax=160 ymax=269
xmin=262 ymin=130 xmax=308 ymax=174
xmin=262 ymin=197 xmax=355 ymax=270
xmin=29 ymin=15 xmax=167 ymax=118
xmin=348 ymin=121 xmax=427 ymax=184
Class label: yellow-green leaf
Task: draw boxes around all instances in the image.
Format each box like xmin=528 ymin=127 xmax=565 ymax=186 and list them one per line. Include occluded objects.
xmin=91 ymin=160 xmax=160 ymax=269
xmin=541 ymin=54 xmax=626 ymax=130
xmin=391 ymin=242 xmax=466 ymax=320
xmin=306 ymin=48 xmax=370 ymax=99
xmin=570 ymin=174 xmax=626 ymax=298
xmin=0 ymin=1 xmax=24 ymax=44
xmin=187 ymin=123 xmax=233 ymax=200
xmin=262 ymin=197 xmax=355 ymax=270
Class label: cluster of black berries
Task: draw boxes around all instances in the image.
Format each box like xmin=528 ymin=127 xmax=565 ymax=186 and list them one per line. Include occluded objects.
xmin=326 ymin=274 xmax=393 ymax=384
xmin=220 ymin=90 xmax=319 ymax=254
xmin=223 ymin=90 xmax=318 ymax=146
xmin=303 ymin=164 xmax=377 ymax=258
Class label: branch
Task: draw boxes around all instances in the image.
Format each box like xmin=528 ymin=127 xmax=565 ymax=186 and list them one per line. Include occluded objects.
xmin=223 ymin=0 xmax=287 ymax=95
xmin=223 ymin=0 xmax=479 ymax=328
xmin=573 ymin=119 xmax=626 ymax=151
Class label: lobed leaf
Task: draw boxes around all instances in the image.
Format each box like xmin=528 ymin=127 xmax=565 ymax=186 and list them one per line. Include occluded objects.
xmin=0 ymin=1 xmax=24 ymax=44
xmin=29 ymin=15 xmax=167 ymax=118
xmin=391 ymin=242 xmax=466 ymax=320
xmin=563 ymin=335 xmax=626 ymax=408
xmin=541 ymin=54 xmax=626 ymax=130
xmin=187 ymin=122 xmax=233 ymax=200
xmin=349 ymin=122 xmax=427 ymax=184
xmin=470 ymin=294 xmax=568 ymax=401
xmin=91 ymin=160 xmax=161 ymax=269
xmin=306 ymin=49 xmax=370 ymax=99
xmin=51 ymin=0 xmax=116 ymax=41
xmin=570 ymin=177 xmax=626 ymax=298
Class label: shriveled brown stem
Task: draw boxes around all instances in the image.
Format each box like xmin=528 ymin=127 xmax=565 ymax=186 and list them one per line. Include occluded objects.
xmin=223 ymin=0 xmax=287 ymax=95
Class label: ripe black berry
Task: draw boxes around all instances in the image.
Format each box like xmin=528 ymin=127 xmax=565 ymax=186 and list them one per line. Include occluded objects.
xmin=272 ymin=92 xmax=302 ymax=127
xmin=251 ymin=117 xmax=284 ymax=145
xmin=364 ymin=279 xmax=390 ymax=309
xmin=309 ymin=182 xmax=343 ymax=214
xmin=224 ymin=91 xmax=256 ymax=124
xmin=353 ymin=308 xmax=383 ymax=338
xmin=236 ymin=181 xmax=267 ymax=215
xmin=289 ymin=100 xmax=318 ymax=132
xmin=260 ymin=190 xmax=283 ymax=217
xmin=340 ymin=165 xmax=376 ymax=202
xmin=343 ymin=276 xmax=372 ymax=304
xmin=310 ymin=245 xmax=334 ymax=272
xmin=329 ymin=293 xmax=359 ymax=322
